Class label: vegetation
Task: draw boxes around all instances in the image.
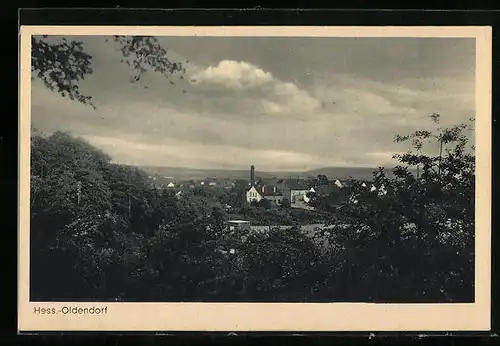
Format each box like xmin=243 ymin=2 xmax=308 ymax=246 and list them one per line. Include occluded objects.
xmin=29 ymin=35 xmax=474 ymax=302
xmin=30 ymin=113 xmax=474 ymax=302
xmin=319 ymin=113 xmax=475 ymax=302
xmin=31 ymin=35 xmax=186 ymax=109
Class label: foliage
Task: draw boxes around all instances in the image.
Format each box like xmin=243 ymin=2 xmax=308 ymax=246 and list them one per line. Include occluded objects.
xmin=31 ymin=37 xmax=95 ymax=107
xmin=236 ymin=227 xmax=325 ymax=301
xmin=31 ymin=132 xmax=167 ymax=299
xmin=307 ymin=189 xmax=349 ymax=212
xmin=30 ymin=31 xmax=475 ymax=302
xmin=30 ymin=115 xmax=475 ymax=302
xmin=257 ymin=198 xmax=272 ymax=210
xmin=317 ymin=174 xmax=329 ymax=185
xmin=108 ymin=36 xmax=186 ymax=83
xmin=330 ymin=113 xmax=475 ymax=302
xmin=31 ymin=35 xmax=185 ymax=108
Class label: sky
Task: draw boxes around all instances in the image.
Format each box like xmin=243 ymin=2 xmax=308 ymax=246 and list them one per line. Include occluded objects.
xmin=31 ymin=35 xmax=476 ymax=171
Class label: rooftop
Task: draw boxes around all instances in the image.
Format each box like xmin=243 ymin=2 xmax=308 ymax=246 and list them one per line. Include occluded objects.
xmin=263 ymin=191 xmax=283 ymax=197
xmin=227 ymin=220 xmax=250 ymax=224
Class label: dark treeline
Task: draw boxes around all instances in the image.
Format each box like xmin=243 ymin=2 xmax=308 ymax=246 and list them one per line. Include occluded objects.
xmin=30 ymin=114 xmax=475 ymax=302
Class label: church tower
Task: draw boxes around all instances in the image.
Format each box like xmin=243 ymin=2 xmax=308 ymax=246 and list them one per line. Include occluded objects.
xmin=250 ymin=165 xmax=255 ymax=186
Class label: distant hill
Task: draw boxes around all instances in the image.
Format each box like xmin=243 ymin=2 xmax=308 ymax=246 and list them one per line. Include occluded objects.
xmin=131 ymin=165 xmax=410 ymax=181
xmin=303 ymin=167 xmax=382 ymax=180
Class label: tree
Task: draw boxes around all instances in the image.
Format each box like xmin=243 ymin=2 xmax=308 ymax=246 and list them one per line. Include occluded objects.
xmin=330 ymin=113 xmax=475 ymax=302
xmin=30 ymin=117 xmax=476 ymax=303
xmin=237 ymin=227 xmax=324 ymax=301
xmin=30 ymin=132 xmax=115 ymax=299
xmin=223 ymin=180 xmax=248 ymax=209
xmin=307 ymin=190 xmax=345 ymax=213
xmin=145 ymin=192 xmax=230 ymax=301
xmin=30 ymin=131 xmax=162 ymax=300
xmin=317 ymin=174 xmax=329 ymax=185
xmin=31 ymin=35 xmax=186 ymax=109
xmin=258 ymin=198 xmax=272 ymax=210
xmin=281 ymin=198 xmax=291 ymax=208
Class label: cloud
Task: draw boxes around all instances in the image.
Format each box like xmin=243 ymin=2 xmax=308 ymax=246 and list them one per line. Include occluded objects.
xmin=188 ymin=60 xmax=321 ymax=117
xmin=365 ymin=151 xmax=407 ymax=166
xmin=82 ymin=134 xmax=338 ymax=171
xmin=191 ymin=60 xmax=273 ymax=89
xmin=30 ymin=36 xmax=476 ymax=171
xmin=31 ymin=65 xmax=474 ymax=170
xmin=312 ymin=73 xmax=474 ymax=131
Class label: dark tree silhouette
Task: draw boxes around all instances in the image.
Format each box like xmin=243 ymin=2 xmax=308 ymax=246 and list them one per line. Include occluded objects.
xmin=31 ymin=35 xmax=186 ymax=109
xmin=330 ymin=113 xmax=475 ymax=302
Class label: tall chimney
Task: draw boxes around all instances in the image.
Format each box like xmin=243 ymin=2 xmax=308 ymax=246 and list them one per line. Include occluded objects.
xmin=250 ymin=165 xmax=255 ymax=186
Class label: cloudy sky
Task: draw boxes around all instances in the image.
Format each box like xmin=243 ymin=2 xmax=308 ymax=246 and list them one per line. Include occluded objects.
xmin=31 ymin=35 xmax=476 ymax=171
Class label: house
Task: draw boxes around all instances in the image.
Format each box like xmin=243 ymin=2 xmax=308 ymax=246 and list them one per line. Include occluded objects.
xmin=277 ymin=179 xmax=310 ymax=206
xmin=246 ymin=184 xmax=284 ymax=206
xmin=246 ymin=185 xmax=262 ymax=203
xmin=306 ymin=180 xmax=357 ymax=207
xmin=290 ymin=193 xmax=309 ymax=207
xmin=303 ymin=187 xmax=317 ymax=203
xmin=304 ymin=182 xmax=340 ymax=202
xmin=167 ymin=182 xmax=175 ymax=188
xmin=261 ymin=191 xmax=284 ymax=206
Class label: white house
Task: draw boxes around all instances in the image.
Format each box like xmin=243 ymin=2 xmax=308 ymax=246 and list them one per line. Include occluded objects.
xmin=246 ymin=184 xmax=284 ymax=206
xmin=246 ymin=186 xmax=263 ymax=203
xmin=290 ymin=190 xmax=308 ymax=204
xmin=167 ymin=182 xmax=175 ymax=188
xmin=303 ymin=187 xmax=317 ymax=203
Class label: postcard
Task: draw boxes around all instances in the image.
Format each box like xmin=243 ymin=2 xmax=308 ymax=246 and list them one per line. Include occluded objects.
xmin=18 ymin=25 xmax=492 ymax=332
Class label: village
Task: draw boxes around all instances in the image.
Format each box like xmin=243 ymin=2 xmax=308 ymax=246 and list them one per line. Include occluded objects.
xmin=145 ymin=164 xmax=386 ymax=234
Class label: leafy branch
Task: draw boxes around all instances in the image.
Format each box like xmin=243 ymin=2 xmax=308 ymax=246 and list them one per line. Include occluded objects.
xmin=31 ymin=36 xmax=95 ymax=108
xmin=31 ymin=35 xmax=186 ymax=109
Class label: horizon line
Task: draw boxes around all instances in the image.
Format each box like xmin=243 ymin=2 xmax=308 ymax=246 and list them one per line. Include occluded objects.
xmin=113 ymin=163 xmax=402 ymax=172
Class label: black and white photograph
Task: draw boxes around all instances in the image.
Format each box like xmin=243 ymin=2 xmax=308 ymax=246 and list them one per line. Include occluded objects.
xmin=18 ymin=26 xmax=491 ymax=332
